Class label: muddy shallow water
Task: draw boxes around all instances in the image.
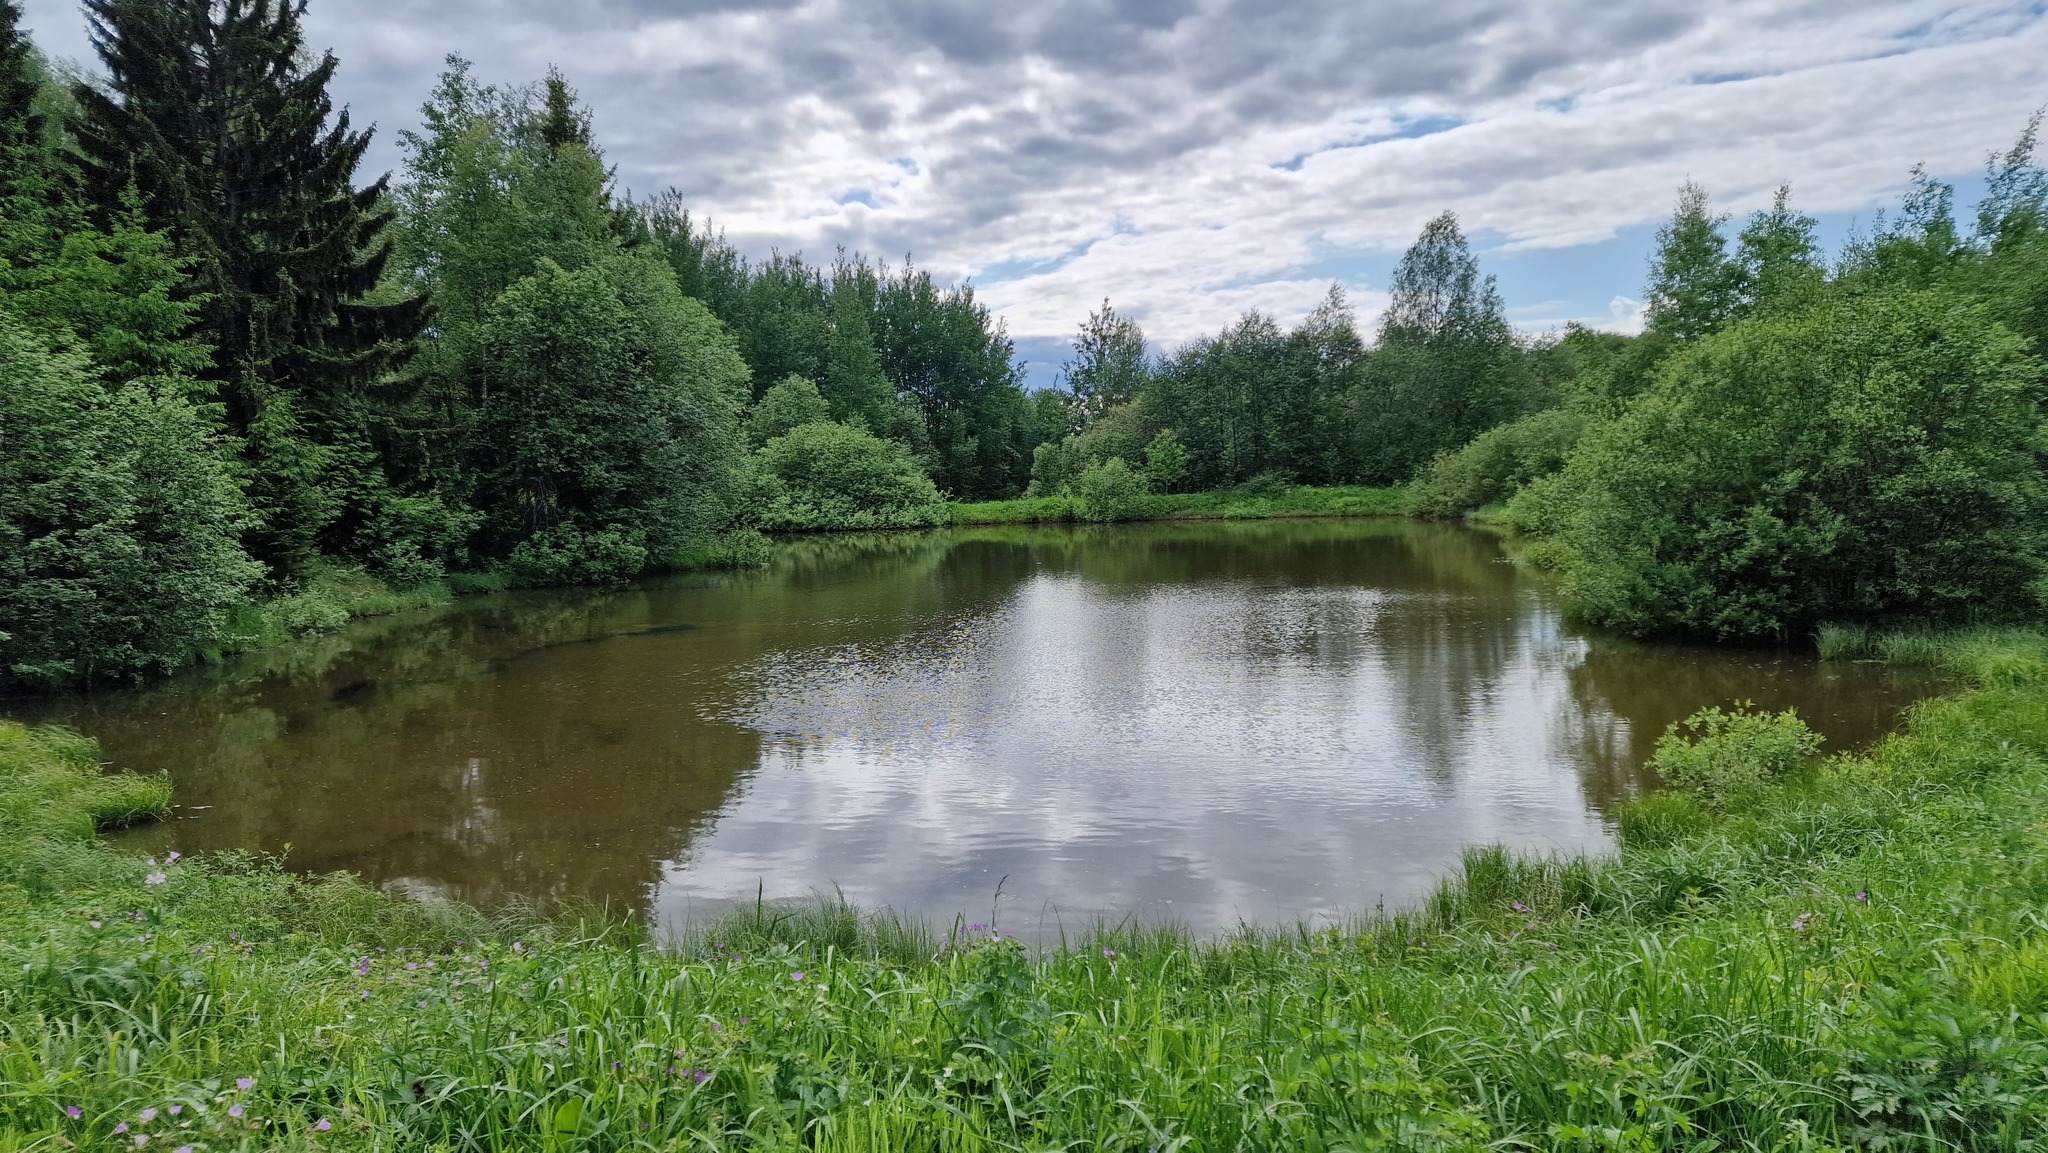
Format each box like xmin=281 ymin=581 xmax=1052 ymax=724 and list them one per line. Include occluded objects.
xmin=9 ymin=520 xmax=1939 ymax=938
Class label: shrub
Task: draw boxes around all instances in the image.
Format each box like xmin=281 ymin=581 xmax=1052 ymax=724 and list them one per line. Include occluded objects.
xmin=1648 ymin=703 xmax=1822 ymax=806
xmin=746 ymin=374 xmax=833 ymax=445
xmin=1527 ymin=290 xmax=2048 ymax=639
xmin=1074 ymin=457 xmax=1152 ymax=522
xmin=505 ymin=524 xmax=649 ymax=586
xmin=0 ymin=315 xmax=260 ymax=686
xmin=1410 ymin=408 xmax=1585 ymax=517
xmin=1142 ymin=428 xmax=1191 ymax=493
xmin=756 ymin=422 xmax=948 ymax=531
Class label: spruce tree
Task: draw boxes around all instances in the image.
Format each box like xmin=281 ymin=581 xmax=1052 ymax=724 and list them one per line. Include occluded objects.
xmin=72 ymin=0 xmax=430 ymax=569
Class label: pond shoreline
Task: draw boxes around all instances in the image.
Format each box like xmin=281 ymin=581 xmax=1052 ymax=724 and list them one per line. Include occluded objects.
xmin=2 ymin=627 xmax=2045 ymax=1144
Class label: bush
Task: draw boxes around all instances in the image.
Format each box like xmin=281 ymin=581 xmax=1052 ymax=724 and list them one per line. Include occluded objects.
xmin=504 ymin=524 xmax=649 ymax=586
xmin=1410 ymin=408 xmax=1585 ymax=517
xmin=1142 ymin=428 xmax=1191 ymax=493
xmin=1525 ymin=290 xmax=2048 ymax=639
xmin=755 ymin=422 xmax=948 ymax=531
xmin=746 ymin=374 xmax=833 ymax=445
xmin=1648 ymin=703 xmax=1822 ymax=806
xmin=1074 ymin=457 xmax=1152 ymax=522
xmin=0 ymin=315 xmax=260 ymax=686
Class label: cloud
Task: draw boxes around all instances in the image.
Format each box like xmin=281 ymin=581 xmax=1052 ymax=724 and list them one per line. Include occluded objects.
xmin=19 ymin=0 xmax=2047 ymax=347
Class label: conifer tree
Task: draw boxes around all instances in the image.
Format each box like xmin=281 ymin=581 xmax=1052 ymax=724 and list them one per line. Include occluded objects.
xmin=72 ymin=0 xmax=430 ymax=569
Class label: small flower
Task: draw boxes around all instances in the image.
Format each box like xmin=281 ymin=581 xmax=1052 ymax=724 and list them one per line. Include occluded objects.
xmin=738 ymin=1017 xmax=750 ymax=1025
xmin=89 ymin=919 xmax=102 ymax=928
xmin=417 ymin=999 xmax=429 ymax=1008
xmin=235 ymin=1078 xmax=253 ymax=1091
xmin=1510 ymin=901 xmax=1528 ymax=913
xmin=227 ymin=1104 xmax=244 ymax=1119
xmin=64 ymin=1106 xmax=82 ymax=1119
xmin=176 ymin=1147 xmax=194 ymax=1153
xmin=791 ymin=971 xmax=804 ymax=981
xmin=133 ymin=1134 xmax=149 ymax=1148
xmin=1102 ymin=947 xmax=1116 ymax=958
xmin=511 ymin=941 xmax=524 ymax=953
xmin=139 ymin=1108 xmax=158 ymax=1122
xmin=168 ymin=1106 xmax=181 ymax=1116
xmin=1791 ymin=913 xmax=1814 ymax=932
xmin=709 ymin=1020 xmax=722 ymax=1032
xmin=694 ymin=1070 xmax=711 ymax=1083
xmin=360 ymin=991 xmax=370 ymax=1000
xmin=316 ymin=1118 xmax=332 ymax=1132
xmin=405 ymin=962 xmax=418 ymax=970
xmin=145 ymin=872 xmax=167 ymax=886
xmin=165 ymin=851 xmax=181 ymax=863
xmin=1855 ymin=890 xmax=1869 ymax=903
xmin=115 ymin=1123 xmax=130 ymax=1133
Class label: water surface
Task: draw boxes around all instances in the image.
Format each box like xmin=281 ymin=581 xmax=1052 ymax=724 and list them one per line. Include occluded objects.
xmin=10 ymin=521 xmax=1937 ymax=936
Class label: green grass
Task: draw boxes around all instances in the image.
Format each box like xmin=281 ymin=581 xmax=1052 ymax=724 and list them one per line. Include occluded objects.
xmin=951 ymin=483 xmax=1412 ymax=525
xmin=6 ymin=631 xmax=2048 ymax=1148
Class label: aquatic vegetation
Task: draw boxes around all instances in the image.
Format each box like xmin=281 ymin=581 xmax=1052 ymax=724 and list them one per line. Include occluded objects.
xmin=4 ymin=629 xmax=2048 ymax=1147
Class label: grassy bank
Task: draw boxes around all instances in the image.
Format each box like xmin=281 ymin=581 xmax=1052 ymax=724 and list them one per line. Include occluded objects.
xmin=950 ymin=483 xmax=1411 ymax=525
xmin=5 ymin=633 xmax=2048 ymax=1148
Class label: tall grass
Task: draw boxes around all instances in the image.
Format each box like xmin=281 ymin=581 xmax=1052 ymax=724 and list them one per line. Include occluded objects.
xmin=5 ymin=628 xmax=2048 ymax=1147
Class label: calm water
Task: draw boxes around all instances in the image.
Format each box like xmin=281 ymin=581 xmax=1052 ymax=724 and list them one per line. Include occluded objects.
xmin=10 ymin=520 xmax=1937 ymax=937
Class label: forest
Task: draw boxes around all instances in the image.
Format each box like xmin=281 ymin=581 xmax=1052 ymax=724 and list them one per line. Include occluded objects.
xmin=5 ymin=0 xmax=2048 ymax=690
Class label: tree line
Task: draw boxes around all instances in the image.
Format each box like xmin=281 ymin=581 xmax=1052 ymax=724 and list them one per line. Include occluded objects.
xmin=5 ymin=0 xmax=2045 ymax=686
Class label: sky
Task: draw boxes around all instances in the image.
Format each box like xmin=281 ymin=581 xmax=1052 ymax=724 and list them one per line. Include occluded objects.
xmin=20 ymin=0 xmax=2048 ymax=387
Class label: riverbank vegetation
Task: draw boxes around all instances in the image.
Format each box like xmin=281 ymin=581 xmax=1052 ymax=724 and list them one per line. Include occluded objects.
xmin=40 ymin=0 xmax=2042 ymax=685
xmin=3 ymin=629 xmax=2046 ymax=1147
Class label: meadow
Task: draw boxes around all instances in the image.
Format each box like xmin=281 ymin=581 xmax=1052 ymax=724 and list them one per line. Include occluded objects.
xmin=3 ymin=630 xmax=2046 ymax=1149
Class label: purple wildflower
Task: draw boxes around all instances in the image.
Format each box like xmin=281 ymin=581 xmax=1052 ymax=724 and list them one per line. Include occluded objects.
xmin=405 ymin=962 xmax=418 ymax=970
xmin=235 ymin=1078 xmax=253 ymax=1091
xmin=709 ymin=1020 xmax=722 ymax=1032
xmin=1510 ymin=901 xmax=1528 ymax=913
xmin=144 ymin=872 xmax=166 ymax=886
xmin=1102 ymin=947 xmax=1116 ymax=958
xmin=64 ymin=1106 xmax=81 ymax=1119
xmin=694 ymin=1070 xmax=711 ymax=1083
xmin=360 ymin=991 xmax=370 ymax=1000
xmin=792 ymin=971 xmax=804 ymax=981
xmin=165 ymin=851 xmax=180 ymax=863
xmin=168 ymin=1106 xmax=181 ymax=1116
xmin=1855 ymin=890 xmax=1869 ymax=902
xmin=133 ymin=1135 xmax=149 ymax=1148
xmin=227 ymin=1105 xmax=244 ymax=1119
xmin=115 ymin=1123 xmax=129 ymax=1133
xmin=139 ymin=1108 xmax=158 ymax=1122
xmin=89 ymin=920 xmax=101 ymax=928
xmin=316 ymin=1119 xmax=332 ymax=1132
xmin=738 ymin=1017 xmax=750 ymax=1025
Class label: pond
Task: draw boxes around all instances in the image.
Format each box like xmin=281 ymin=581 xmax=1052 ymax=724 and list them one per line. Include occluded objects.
xmin=9 ymin=520 xmax=1938 ymax=938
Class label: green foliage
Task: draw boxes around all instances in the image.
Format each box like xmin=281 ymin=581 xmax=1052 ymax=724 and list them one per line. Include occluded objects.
xmin=467 ymin=254 xmax=750 ymax=570
xmin=756 ymin=421 xmax=949 ymax=531
xmin=1141 ymin=427 xmax=1191 ymax=493
xmin=1647 ymin=703 xmax=1822 ymax=806
xmin=872 ymin=263 xmax=1040 ymax=499
xmin=1057 ymin=299 xmax=1151 ymax=426
xmin=746 ymin=374 xmax=834 ymax=445
xmin=75 ymin=0 xmax=432 ymax=571
xmin=1525 ymin=290 xmax=2048 ymax=639
xmin=954 ymin=483 xmax=1409 ymax=524
xmin=1072 ymin=456 xmax=1152 ymax=522
xmin=1353 ymin=215 xmax=1530 ymax=481
xmin=1146 ymin=290 xmax=1364 ymax=488
xmin=0 ymin=314 xmax=259 ymax=686
xmin=1410 ymin=408 xmax=1585 ymax=517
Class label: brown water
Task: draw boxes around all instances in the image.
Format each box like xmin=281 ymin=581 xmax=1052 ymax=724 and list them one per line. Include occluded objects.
xmin=8 ymin=520 xmax=1938 ymax=937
